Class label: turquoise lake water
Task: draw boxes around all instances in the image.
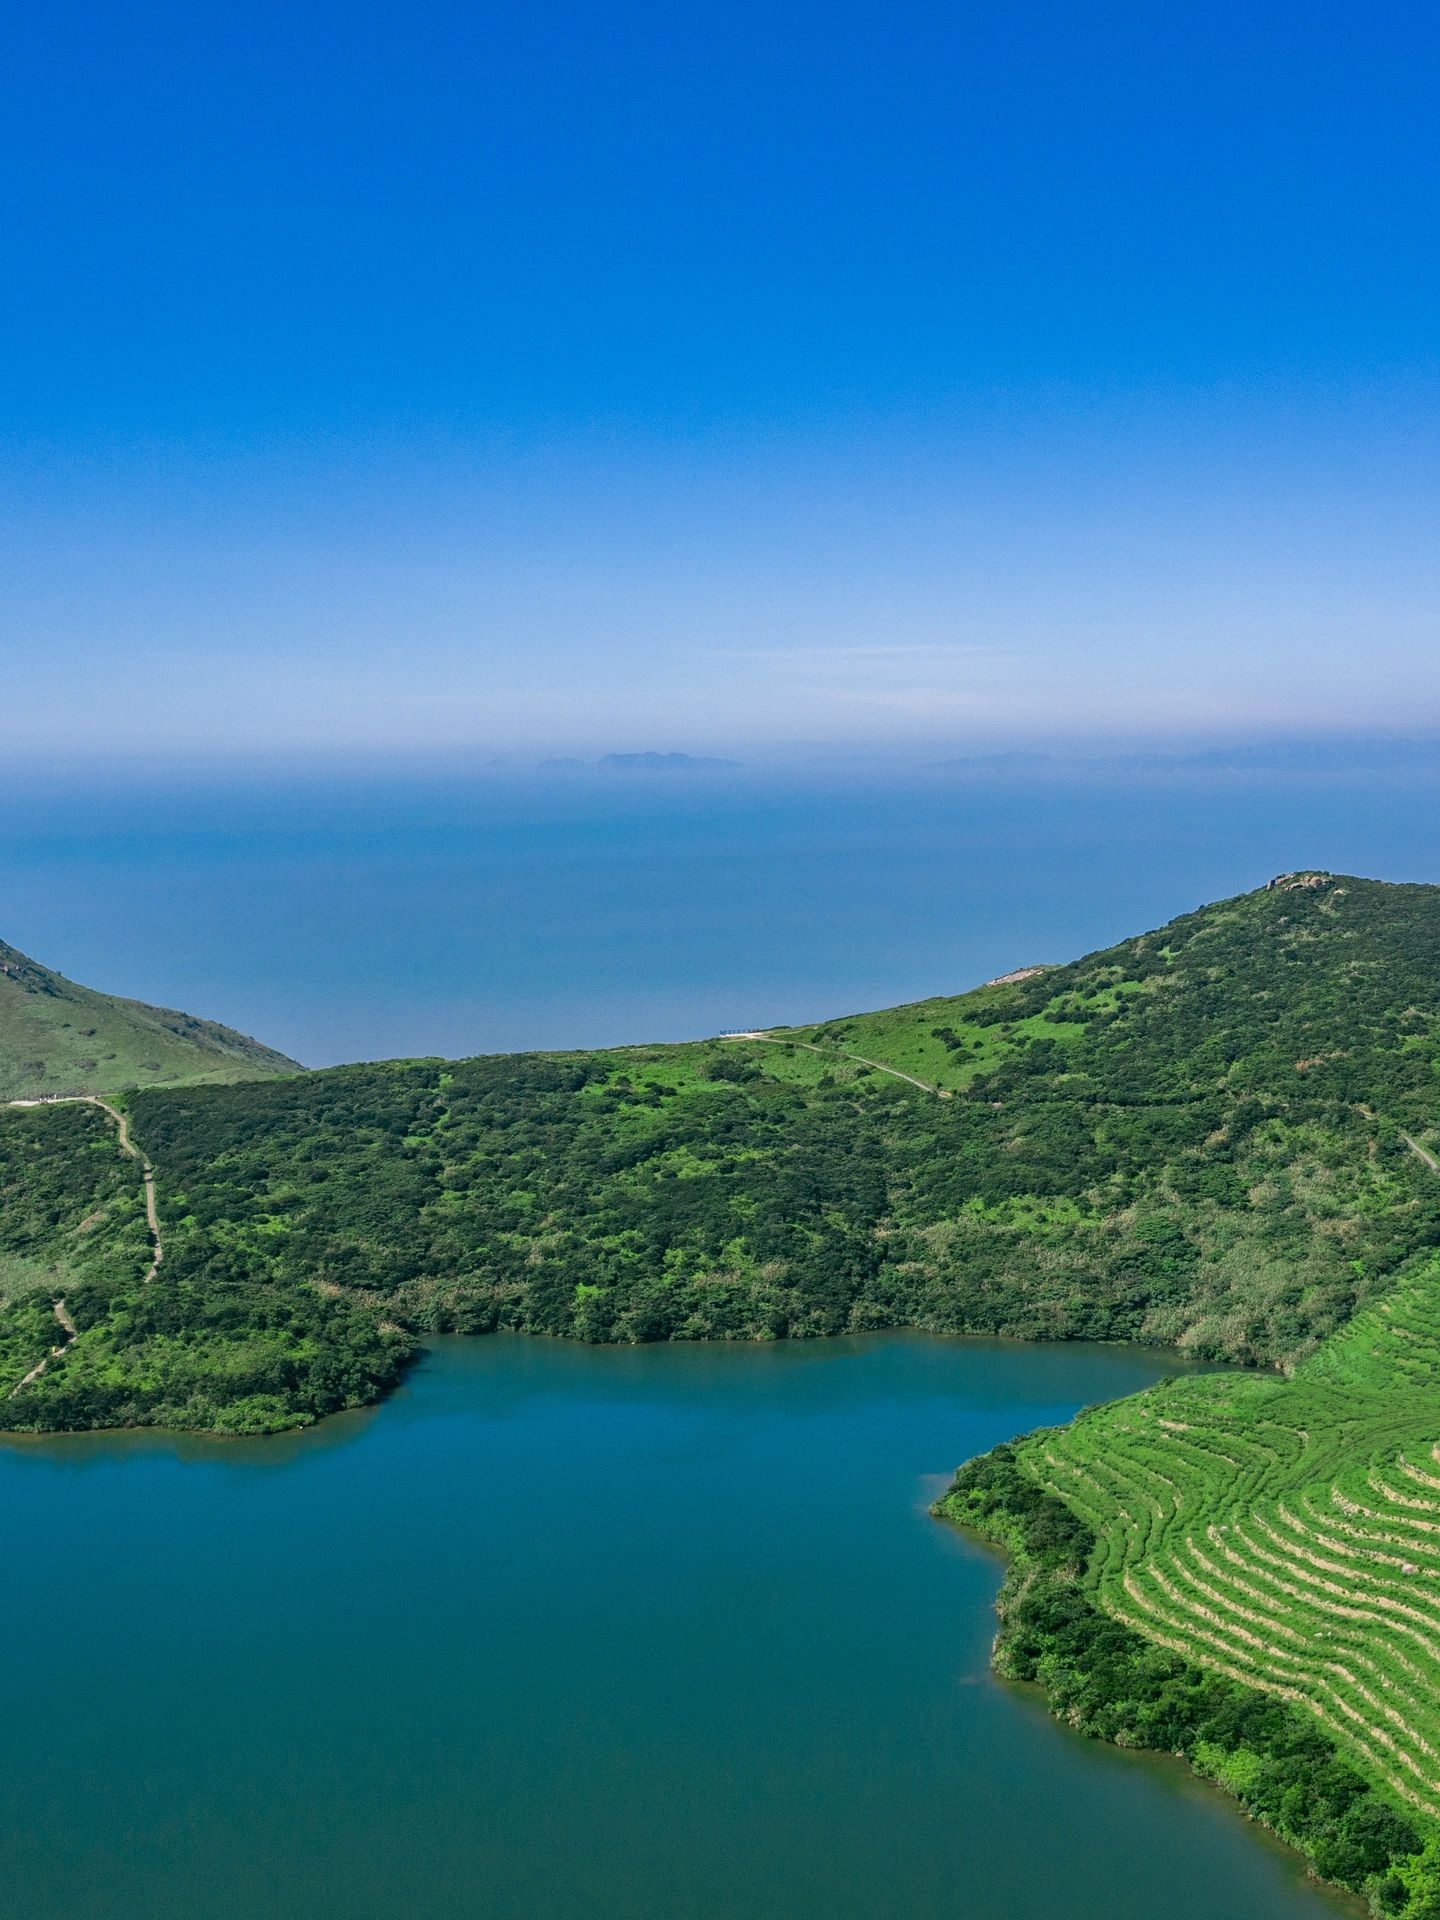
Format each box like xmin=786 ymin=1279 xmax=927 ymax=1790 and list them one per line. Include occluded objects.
xmin=0 ymin=1335 xmax=1355 ymax=1920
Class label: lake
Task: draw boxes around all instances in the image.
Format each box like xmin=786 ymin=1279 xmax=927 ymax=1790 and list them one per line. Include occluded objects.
xmin=0 ymin=1334 xmax=1355 ymax=1920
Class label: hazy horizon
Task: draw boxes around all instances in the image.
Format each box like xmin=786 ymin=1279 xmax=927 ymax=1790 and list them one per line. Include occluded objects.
xmin=12 ymin=725 xmax=1440 ymax=790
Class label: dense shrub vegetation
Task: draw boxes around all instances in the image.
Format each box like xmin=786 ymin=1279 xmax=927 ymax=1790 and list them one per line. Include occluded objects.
xmin=6 ymin=872 xmax=1440 ymax=1430
xmin=0 ymin=1098 xmax=411 ymax=1431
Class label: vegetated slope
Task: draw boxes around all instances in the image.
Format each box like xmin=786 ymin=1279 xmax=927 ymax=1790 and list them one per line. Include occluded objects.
xmin=936 ymin=1431 xmax=1440 ymax=1917
xmin=935 ymin=1248 xmax=1440 ymax=1915
xmin=4 ymin=869 xmax=1440 ymax=1435
xmin=0 ymin=935 xmax=300 ymax=1098
xmin=1025 ymin=1260 xmax=1440 ymax=1823
xmin=0 ymin=1098 xmax=408 ymax=1432
xmin=0 ymin=1102 xmax=153 ymax=1389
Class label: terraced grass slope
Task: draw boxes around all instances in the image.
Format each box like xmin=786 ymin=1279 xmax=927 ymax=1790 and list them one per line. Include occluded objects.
xmin=0 ymin=935 xmax=300 ymax=1097
xmin=1022 ymin=1253 xmax=1440 ymax=1824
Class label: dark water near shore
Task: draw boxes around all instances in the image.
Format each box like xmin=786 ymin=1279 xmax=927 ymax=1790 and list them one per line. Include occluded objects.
xmin=0 ymin=1335 xmax=1353 ymax=1920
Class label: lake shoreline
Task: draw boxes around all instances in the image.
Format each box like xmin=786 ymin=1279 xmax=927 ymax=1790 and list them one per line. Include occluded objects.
xmin=0 ymin=1332 xmax=1355 ymax=1919
xmin=935 ymin=1443 xmax=1403 ymax=1918
xmin=2 ymin=1317 xmax=1229 ymax=1443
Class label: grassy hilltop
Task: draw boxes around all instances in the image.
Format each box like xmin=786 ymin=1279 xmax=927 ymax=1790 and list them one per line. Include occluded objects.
xmin=0 ymin=934 xmax=299 ymax=1099
xmin=8 ymin=868 xmax=1440 ymax=1905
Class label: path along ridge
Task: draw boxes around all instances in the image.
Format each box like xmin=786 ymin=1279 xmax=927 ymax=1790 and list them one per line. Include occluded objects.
xmin=1403 ymin=1134 xmax=1440 ymax=1176
xmin=719 ymin=1032 xmax=948 ymax=1096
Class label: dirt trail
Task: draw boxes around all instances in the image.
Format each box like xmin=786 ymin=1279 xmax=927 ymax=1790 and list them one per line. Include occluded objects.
xmin=1402 ymin=1134 xmax=1440 ymax=1176
xmin=9 ymin=1299 xmax=77 ymax=1396
xmin=7 ymin=1094 xmax=161 ymax=1276
xmin=4 ymin=1094 xmax=163 ymax=1396
xmin=720 ymin=1032 xmax=943 ymax=1096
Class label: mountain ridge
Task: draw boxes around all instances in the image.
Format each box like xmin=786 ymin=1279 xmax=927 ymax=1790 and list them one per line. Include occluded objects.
xmin=0 ymin=934 xmax=300 ymax=1099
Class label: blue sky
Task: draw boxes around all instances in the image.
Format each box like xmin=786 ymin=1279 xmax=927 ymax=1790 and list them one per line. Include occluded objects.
xmin=4 ymin=0 xmax=1437 ymax=760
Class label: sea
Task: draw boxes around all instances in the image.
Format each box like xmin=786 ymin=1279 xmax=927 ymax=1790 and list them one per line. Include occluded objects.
xmin=1 ymin=758 xmax=1435 ymax=1066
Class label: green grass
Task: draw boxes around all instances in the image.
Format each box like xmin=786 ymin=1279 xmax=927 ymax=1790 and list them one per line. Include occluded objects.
xmin=0 ymin=935 xmax=300 ymax=1098
xmin=768 ymin=981 xmax=1061 ymax=1090
xmin=1017 ymin=1254 xmax=1440 ymax=1824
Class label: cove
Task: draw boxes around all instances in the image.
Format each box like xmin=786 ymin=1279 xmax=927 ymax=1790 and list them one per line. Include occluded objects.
xmin=0 ymin=1334 xmax=1356 ymax=1920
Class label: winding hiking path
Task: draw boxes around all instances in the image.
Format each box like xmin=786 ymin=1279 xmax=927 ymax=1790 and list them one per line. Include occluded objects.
xmin=1402 ymin=1134 xmax=1440 ymax=1176
xmin=4 ymin=1094 xmax=162 ymax=1396
xmin=720 ymin=1031 xmax=945 ymax=1096
xmin=10 ymin=1298 xmax=78 ymax=1394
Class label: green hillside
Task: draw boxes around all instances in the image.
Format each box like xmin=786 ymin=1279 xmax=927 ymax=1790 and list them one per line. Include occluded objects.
xmin=8 ymin=869 xmax=1440 ymax=1903
xmin=0 ymin=935 xmax=300 ymax=1098
xmin=6 ymin=867 xmax=1440 ymax=1433
xmin=935 ymin=1248 xmax=1440 ymax=1914
xmin=1029 ymin=1258 xmax=1440 ymax=1820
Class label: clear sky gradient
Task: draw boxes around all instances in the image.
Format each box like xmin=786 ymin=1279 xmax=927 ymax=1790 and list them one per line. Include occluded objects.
xmin=4 ymin=1 xmax=1437 ymax=761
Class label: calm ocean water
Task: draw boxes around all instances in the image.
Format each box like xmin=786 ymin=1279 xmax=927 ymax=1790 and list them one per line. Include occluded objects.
xmin=2 ymin=763 xmax=1435 ymax=1065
